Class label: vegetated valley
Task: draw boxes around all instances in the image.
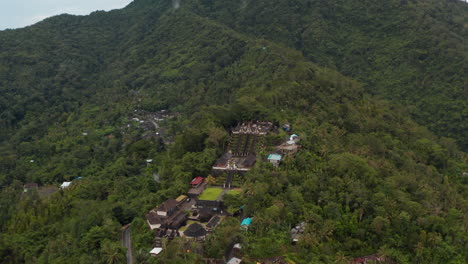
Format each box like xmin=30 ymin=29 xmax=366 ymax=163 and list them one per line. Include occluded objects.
xmin=0 ymin=1 xmax=466 ymax=264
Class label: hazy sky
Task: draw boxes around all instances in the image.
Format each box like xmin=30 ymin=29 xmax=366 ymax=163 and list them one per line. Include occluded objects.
xmin=0 ymin=0 xmax=134 ymax=30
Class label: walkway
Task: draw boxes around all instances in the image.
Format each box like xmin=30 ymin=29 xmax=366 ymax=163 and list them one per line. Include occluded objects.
xmin=217 ymin=188 xmax=228 ymax=201
xmin=122 ymin=225 xmax=133 ymax=264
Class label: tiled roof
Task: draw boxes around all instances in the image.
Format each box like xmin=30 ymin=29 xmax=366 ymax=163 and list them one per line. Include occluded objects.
xmin=156 ymin=199 xmax=178 ymax=212
xmin=146 ymin=211 xmax=165 ymax=225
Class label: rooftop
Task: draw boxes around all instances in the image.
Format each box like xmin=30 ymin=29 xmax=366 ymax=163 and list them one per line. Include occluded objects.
xmin=206 ymin=215 xmax=221 ymax=229
xmin=188 ymin=185 xmax=206 ymax=196
xmin=168 ymin=210 xmax=187 ymax=227
xmin=241 ymin=218 xmax=252 ymax=226
xmin=191 ymin=176 xmax=204 ymax=185
xmin=146 ymin=211 xmax=164 ymax=225
xmin=176 ymin=195 xmax=188 ymax=202
xmin=60 ymin=182 xmax=72 ymax=188
xmin=184 ymin=223 xmax=207 ymax=238
xmin=150 ymin=247 xmax=163 ymax=255
xmin=267 ymin=154 xmax=282 ymax=161
xmin=156 ymin=199 xmax=179 ymax=212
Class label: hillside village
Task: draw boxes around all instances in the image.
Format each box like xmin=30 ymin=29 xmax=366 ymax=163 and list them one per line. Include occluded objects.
xmin=142 ymin=121 xmax=391 ymax=264
xmin=145 ymin=121 xmax=302 ymax=263
xmin=18 ymin=118 xmax=391 ymax=264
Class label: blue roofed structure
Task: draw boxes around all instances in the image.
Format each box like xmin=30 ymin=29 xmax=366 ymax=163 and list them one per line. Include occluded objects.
xmin=268 ymin=154 xmax=282 ymax=161
xmin=241 ymin=218 xmax=252 ymax=227
xmin=267 ymin=154 xmax=282 ymax=167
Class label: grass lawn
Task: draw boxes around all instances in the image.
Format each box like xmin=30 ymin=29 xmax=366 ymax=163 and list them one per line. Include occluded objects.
xmin=227 ymin=189 xmax=242 ymax=196
xmin=199 ymin=188 xmax=223 ymax=201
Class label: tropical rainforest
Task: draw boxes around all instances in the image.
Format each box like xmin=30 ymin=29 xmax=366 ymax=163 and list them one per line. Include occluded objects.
xmin=0 ymin=0 xmax=466 ymax=263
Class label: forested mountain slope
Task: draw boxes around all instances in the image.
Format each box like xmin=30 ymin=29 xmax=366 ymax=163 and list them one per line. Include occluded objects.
xmin=181 ymin=0 xmax=468 ymax=149
xmin=0 ymin=1 xmax=466 ymax=264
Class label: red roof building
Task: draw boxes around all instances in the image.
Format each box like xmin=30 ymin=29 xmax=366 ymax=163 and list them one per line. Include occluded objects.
xmin=190 ymin=177 xmax=204 ymax=187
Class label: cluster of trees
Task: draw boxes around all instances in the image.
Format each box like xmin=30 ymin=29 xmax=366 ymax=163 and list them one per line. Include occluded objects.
xmin=0 ymin=0 xmax=466 ymax=263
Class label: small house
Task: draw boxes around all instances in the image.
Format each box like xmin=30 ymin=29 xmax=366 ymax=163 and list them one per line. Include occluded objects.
xmin=156 ymin=199 xmax=179 ymax=217
xmin=267 ymin=154 xmax=282 ymax=167
xmin=232 ymin=243 xmax=242 ymax=257
xmin=290 ymin=134 xmax=300 ymax=143
xmin=190 ymin=177 xmax=204 ymax=187
xmin=176 ymin=195 xmax=188 ymax=204
xmin=149 ymin=247 xmax=163 ymax=256
xmin=241 ymin=218 xmax=252 ymax=230
xmin=290 ymin=222 xmax=306 ymax=243
xmin=60 ymin=182 xmax=72 ymax=189
xmin=275 ymin=142 xmax=300 ymax=156
xmin=146 ymin=211 xmax=165 ymax=230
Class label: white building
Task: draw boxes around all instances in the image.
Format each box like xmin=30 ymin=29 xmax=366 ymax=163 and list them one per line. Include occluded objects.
xmin=60 ymin=182 xmax=72 ymax=189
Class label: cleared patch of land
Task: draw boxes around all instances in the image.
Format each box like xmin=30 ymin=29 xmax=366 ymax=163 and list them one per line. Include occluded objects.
xmin=199 ymin=188 xmax=223 ymax=201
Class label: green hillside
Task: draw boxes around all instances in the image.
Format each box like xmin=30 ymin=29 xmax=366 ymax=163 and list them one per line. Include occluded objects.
xmin=0 ymin=1 xmax=466 ymax=264
xmin=181 ymin=0 xmax=468 ymax=149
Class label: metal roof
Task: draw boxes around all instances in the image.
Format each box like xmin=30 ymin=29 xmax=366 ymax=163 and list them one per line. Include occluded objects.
xmin=267 ymin=154 xmax=282 ymax=161
xmin=150 ymin=247 xmax=163 ymax=255
xmin=241 ymin=218 xmax=252 ymax=226
xmin=190 ymin=176 xmax=204 ymax=185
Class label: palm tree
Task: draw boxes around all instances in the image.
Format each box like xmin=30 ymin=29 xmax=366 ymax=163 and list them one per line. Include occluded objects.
xmin=134 ymin=249 xmax=150 ymax=264
xmin=414 ymin=242 xmax=426 ymax=264
xmin=377 ymin=245 xmax=392 ymax=263
xmin=101 ymin=240 xmax=126 ymax=264
xmin=334 ymin=252 xmax=351 ymax=264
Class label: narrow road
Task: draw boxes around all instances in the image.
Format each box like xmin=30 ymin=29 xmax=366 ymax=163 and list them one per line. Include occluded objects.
xmin=217 ymin=188 xmax=228 ymax=201
xmin=122 ymin=225 xmax=133 ymax=264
